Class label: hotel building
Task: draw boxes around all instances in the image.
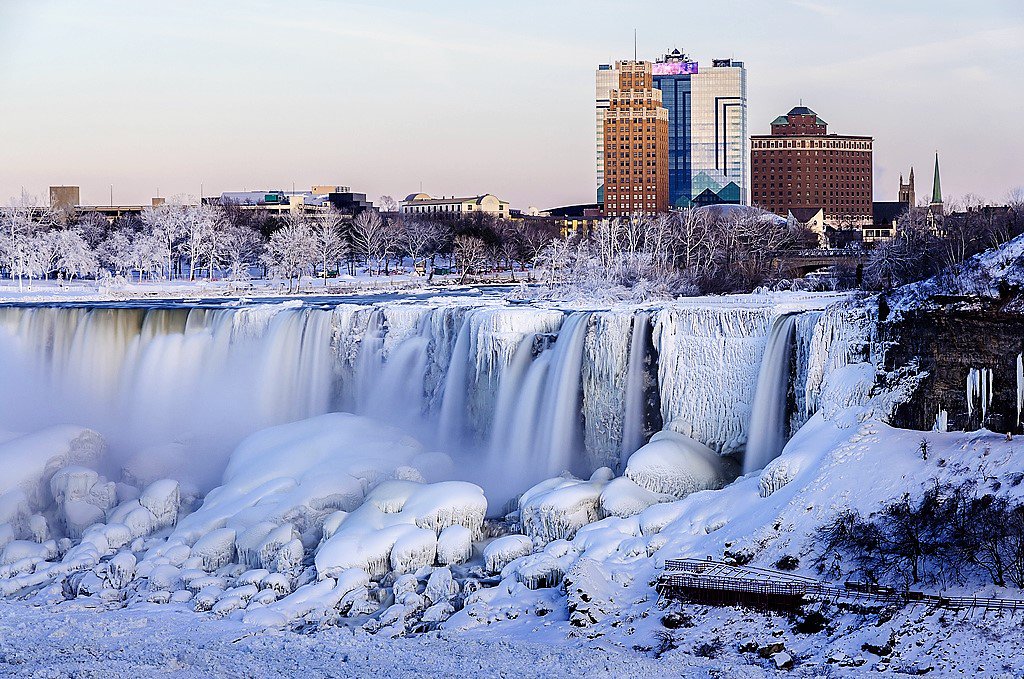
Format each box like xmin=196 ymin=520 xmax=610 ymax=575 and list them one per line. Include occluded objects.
xmin=600 ymin=61 xmax=669 ymax=217
xmin=750 ymin=106 xmax=873 ymax=223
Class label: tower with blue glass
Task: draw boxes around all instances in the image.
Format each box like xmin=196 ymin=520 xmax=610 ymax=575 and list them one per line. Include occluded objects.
xmin=651 ymin=49 xmax=747 ymax=209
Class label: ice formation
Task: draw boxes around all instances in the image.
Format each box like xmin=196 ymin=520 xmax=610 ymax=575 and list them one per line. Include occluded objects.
xmin=1017 ymin=354 xmax=1023 ymax=427
xmin=624 ymin=431 xmax=726 ymax=499
xmin=966 ymin=367 xmax=994 ymax=421
xmin=0 ymin=291 xmax=880 ymax=639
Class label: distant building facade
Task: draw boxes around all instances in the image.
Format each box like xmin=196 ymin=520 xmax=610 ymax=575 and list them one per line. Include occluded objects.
xmin=49 ymin=186 xmax=81 ymax=214
xmin=211 ymin=186 xmax=372 ymax=218
xmin=601 ymin=60 xmax=669 ymax=217
xmin=751 ymin=106 xmax=873 ymax=224
xmin=595 ymin=63 xmax=621 ymax=206
xmin=399 ymin=193 xmax=510 ymax=218
xmin=540 ymin=203 xmax=604 ymax=238
xmin=651 ymin=50 xmax=747 ymax=208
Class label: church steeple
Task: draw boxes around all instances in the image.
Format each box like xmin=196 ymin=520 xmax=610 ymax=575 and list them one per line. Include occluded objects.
xmin=899 ymin=166 xmax=916 ymax=206
xmin=933 ymin=152 xmax=946 ymax=219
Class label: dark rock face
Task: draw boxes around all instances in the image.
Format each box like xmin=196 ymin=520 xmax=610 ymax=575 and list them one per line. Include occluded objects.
xmin=879 ymin=296 xmax=1024 ymax=433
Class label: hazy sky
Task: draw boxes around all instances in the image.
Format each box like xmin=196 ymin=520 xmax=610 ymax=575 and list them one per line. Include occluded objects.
xmin=2 ymin=0 xmax=1022 ymax=209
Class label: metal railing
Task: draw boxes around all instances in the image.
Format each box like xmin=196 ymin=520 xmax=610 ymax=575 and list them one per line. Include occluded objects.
xmin=658 ymin=558 xmax=1024 ymax=612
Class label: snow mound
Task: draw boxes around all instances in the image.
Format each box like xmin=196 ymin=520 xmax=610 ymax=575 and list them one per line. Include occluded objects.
xmin=315 ymin=479 xmax=486 ymax=579
xmin=0 ymin=426 xmax=105 ymax=521
xmin=483 ymin=535 xmax=533 ymax=574
xmin=599 ymin=477 xmax=674 ymax=518
xmin=624 ymin=430 xmax=726 ymax=499
xmin=519 ymin=475 xmax=607 ymax=545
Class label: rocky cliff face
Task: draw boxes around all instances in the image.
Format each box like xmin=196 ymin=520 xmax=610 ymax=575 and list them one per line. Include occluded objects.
xmin=878 ymin=294 xmax=1024 ymax=433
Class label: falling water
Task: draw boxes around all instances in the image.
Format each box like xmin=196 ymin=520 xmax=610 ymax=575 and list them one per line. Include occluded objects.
xmin=0 ymin=297 xmax=835 ymax=501
xmin=620 ymin=311 xmax=651 ymax=469
xmin=492 ymin=312 xmax=592 ymax=493
xmin=0 ymin=304 xmax=340 ymax=487
xmin=743 ymin=314 xmax=798 ymax=474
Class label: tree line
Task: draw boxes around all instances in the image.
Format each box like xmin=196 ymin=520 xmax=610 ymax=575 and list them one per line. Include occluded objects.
xmin=2 ymin=188 xmax=1021 ymax=296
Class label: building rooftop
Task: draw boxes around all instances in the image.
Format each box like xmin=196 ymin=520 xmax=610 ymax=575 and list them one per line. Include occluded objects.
xmin=402 ymin=194 xmax=505 ymax=205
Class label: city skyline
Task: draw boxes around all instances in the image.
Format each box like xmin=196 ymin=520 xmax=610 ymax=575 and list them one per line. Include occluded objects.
xmin=2 ymin=0 xmax=1022 ymax=209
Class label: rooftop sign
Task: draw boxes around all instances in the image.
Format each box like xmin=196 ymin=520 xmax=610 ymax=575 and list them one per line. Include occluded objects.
xmin=652 ymin=61 xmax=698 ymax=76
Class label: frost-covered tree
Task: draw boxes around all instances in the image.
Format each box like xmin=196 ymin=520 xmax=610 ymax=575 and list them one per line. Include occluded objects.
xmin=307 ymin=210 xmax=346 ymax=284
xmin=141 ymin=203 xmax=185 ymax=279
xmin=379 ymin=216 xmax=403 ymax=275
xmin=377 ymin=195 xmax=399 ymax=213
xmin=262 ymin=218 xmax=315 ymax=292
xmin=0 ymin=191 xmax=51 ymax=290
xmin=180 ymin=204 xmax=217 ymax=281
xmin=401 ymin=218 xmax=442 ymax=278
xmin=97 ymin=230 xmax=136 ymax=277
xmin=218 ymin=222 xmax=263 ymax=281
xmin=49 ymin=229 xmax=98 ymax=280
xmin=454 ymin=234 xmax=487 ymax=284
xmin=75 ymin=212 xmax=110 ymax=250
xmin=351 ymin=209 xmax=385 ymax=275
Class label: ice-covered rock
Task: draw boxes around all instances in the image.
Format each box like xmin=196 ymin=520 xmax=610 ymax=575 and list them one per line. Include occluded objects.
xmin=599 ymin=477 xmax=674 ymax=518
xmin=505 ymin=553 xmax=565 ymax=590
xmin=424 ymin=567 xmax=458 ymax=604
xmin=563 ymin=557 xmax=619 ymax=628
xmin=624 ymin=430 xmax=726 ymax=499
xmin=107 ymin=552 xmax=136 ymax=589
xmin=139 ymin=479 xmax=180 ymax=530
xmin=436 ymin=525 xmax=473 ymax=566
xmin=519 ymin=477 xmax=606 ymax=545
xmin=483 ymin=535 xmax=533 ymax=574
xmin=402 ymin=482 xmax=486 ymax=537
xmin=191 ymin=528 xmax=237 ymax=571
xmin=389 ymin=528 xmax=437 ymax=574
xmin=62 ymin=500 xmax=105 ymax=540
xmin=0 ymin=427 xmax=105 ymax=510
xmin=315 ymin=480 xmax=486 ymax=579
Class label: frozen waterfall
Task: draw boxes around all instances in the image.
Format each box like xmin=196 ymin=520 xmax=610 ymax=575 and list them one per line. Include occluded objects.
xmin=743 ymin=314 xmax=798 ymax=474
xmin=0 ymin=293 xmax=847 ymax=499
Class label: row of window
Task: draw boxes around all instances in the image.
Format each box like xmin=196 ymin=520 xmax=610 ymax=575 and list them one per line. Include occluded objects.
xmin=752 ymin=139 xmax=871 ymax=150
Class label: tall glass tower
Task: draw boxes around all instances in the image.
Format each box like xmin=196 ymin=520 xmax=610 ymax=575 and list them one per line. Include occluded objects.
xmin=652 ymin=50 xmax=748 ymax=208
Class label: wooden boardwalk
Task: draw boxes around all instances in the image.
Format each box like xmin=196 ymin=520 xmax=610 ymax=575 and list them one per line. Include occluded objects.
xmin=657 ymin=558 xmax=1024 ymax=613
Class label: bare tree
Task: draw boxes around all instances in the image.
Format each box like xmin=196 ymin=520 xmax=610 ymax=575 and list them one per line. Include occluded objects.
xmin=402 ymin=218 xmax=441 ymax=277
xmin=261 ymin=218 xmax=315 ymax=292
xmin=379 ymin=216 xmax=403 ymax=275
xmin=308 ymin=209 xmax=347 ymax=285
xmin=351 ymin=209 xmax=385 ymax=275
xmin=377 ymin=195 xmax=399 ymax=213
xmin=454 ymin=234 xmax=487 ymax=284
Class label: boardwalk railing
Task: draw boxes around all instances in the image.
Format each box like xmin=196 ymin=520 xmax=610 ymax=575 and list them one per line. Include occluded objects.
xmin=657 ymin=558 xmax=1024 ymax=612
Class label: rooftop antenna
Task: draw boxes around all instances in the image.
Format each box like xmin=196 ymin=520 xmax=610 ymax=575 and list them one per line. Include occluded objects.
xmin=633 ymin=29 xmax=637 ymax=61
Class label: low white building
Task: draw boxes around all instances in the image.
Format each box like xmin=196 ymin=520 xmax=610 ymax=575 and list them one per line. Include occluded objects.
xmin=400 ymin=193 xmax=510 ymax=218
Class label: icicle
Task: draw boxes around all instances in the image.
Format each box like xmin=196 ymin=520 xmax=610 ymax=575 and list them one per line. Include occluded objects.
xmin=934 ymin=406 xmax=948 ymax=433
xmin=1017 ymin=353 xmax=1023 ymax=427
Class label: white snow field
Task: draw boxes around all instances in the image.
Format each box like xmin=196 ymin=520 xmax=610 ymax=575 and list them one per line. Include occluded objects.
xmin=1 ymin=290 xmax=1022 ymax=676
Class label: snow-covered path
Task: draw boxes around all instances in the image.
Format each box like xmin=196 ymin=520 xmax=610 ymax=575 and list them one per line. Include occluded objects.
xmin=0 ymin=602 xmax=677 ymax=679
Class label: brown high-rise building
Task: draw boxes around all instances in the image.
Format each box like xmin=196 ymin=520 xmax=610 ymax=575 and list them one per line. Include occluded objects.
xmin=602 ymin=61 xmax=669 ymax=217
xmin=750 ymin=106 xmax=873 ymax=223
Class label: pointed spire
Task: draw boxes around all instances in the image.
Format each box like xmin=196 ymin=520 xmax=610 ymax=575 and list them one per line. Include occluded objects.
xmin=909 ymin=166 xmax=915 ymax=185
xmin=931 ymin=152 xmax=942 ymax=205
